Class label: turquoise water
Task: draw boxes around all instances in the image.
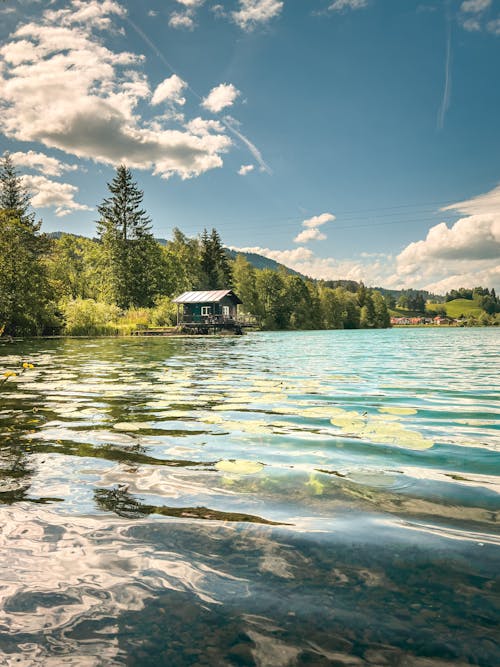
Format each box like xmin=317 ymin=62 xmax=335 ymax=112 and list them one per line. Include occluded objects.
xmin=0 ymin=329 xmax=498 ymax=666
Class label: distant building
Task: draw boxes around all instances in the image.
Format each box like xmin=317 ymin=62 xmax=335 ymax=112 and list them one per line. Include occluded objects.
xmin=173 ymin=290 xmax=242 ymax=326
xmin=433 ymin=316 xmax=451 ymax=325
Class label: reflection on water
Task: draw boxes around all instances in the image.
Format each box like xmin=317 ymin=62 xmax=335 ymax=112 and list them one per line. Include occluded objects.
xmin=0 ymin=330 xmax=499 ymax=665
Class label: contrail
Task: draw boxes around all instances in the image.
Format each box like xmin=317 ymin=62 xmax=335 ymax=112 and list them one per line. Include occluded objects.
xmin=125 ymin=14 xmax=272 ymax=173
xmin=223 ymin=116 xmax=272 ymax=174
xmin=437 ymin=1 xmax=452 ymax=130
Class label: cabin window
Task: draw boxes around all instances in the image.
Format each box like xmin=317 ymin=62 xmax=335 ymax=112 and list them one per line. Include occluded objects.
xmin=222 ymin=306 xmax=230 ymax=317
xmin=201 ymin=306 xmax=211 ymax=316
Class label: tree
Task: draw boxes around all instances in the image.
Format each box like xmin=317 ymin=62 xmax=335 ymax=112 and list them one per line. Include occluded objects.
xmin=200 ymin=228 xmax=232 ymax=289
xmin=0 ymin=210 xmax=54 ymax=335
xmin=163 ymin=227 xmax=204 ymax=295
xmin=0 ymin=153 xmax=33 ymax=222
xmin=254 ymin=269 xmax=290 ymax=329
xmin=0 ymin=155 xmax=54 ymax=335
xmin=97 ymin=165 xmax=162 ymax=308
xmin=232 ymin=254 xmax=258 ymax=315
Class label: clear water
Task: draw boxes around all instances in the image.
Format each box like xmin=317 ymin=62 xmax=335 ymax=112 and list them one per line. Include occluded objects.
xmin=0 ymin=329 xmax=498 ymax=666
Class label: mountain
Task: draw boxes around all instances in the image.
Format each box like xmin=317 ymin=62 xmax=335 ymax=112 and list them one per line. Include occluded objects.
xmin=224 ymin=249 xmax=305 ymax=278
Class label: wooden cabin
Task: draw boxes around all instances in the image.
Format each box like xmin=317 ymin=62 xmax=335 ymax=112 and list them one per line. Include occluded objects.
xmin=173 ymin=290 xmax=242 ymax=328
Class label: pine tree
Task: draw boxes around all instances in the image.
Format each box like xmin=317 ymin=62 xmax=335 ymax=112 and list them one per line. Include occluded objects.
xmin=0 ymin=154 xmax=53 ymax=335
xmin=97 ymin=165 xmax=160 ymax=308
xmin=200 ymin=228 xmax=232 ymax=289
xmin=0 ymin=153 xmax=33 ymax=223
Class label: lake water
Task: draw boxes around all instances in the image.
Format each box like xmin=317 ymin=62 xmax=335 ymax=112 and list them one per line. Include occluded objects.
xmin=0 ymin=329 xmax=499 ymax=666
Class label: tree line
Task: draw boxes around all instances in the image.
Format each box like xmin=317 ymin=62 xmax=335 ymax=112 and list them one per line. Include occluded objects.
xmin=0 ymin=157 xmax=392 ymax=336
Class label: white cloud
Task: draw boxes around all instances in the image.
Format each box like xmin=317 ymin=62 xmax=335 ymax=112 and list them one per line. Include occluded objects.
xmin=391 ymin=184 xmax=500 ymax=291
xmin=302 ymin=212 xmax=335 ymax=228
xmin=169 ymin=12 xmax=196 ymax=30
xmin=441 ymin=183 xmax=500 ymax=217
xmin=22 ymin=174 xmax=91 ymax=217
xmin=486 ymin=18 xmax=500 ymax=35
xmin=397 ymin=215 xmax=500 ymax=265
xmin=423 ymin=265 xmax=500 ymax=294
xmin=461 ymin=17 xmax=481 ymax=31
xmin=10 ymin=150 xmax=78 ymax=177
xmin=231 ymin=245 xmax=391 ymax=284
xmin=238 ymin=164 xmax=254 ymax=175
xmin=151 ymin=75 xmax=187 ymax=106
xmin=231 ymin=184 xmax=500 ymax=292
xmin=232 ymin=0 xmax=284 ymax=31
xmin=460 ymin=0 xmax=491 ymax=13
xmin=0 ymin=1 xmax=232 ymax=180
xmin=328 ymin=0 xmax=368 ymax=12
xmin=44 ymin=0 xmax=126 ymax=31
xmin=294 ymin=228 xmax=327 ymax=243
xmin=169 ymin=0 xmax=205 ymax=29
xmin=202 ymin=83 xmax=241 ymax=113
xmin=176 ymin=0 xmax=205 ymax=6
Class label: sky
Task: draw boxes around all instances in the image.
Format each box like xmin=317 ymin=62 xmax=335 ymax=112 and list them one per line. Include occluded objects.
xmin=0 ymin=0 xmax=499 ymax=293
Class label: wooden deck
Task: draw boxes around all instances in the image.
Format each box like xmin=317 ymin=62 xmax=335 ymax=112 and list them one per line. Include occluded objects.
xmin=131 ymin=320 xmax=246 ymax=336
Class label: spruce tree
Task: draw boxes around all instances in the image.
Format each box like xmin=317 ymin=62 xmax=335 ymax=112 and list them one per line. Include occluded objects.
xmin=0 ymin=153 xmax=34 ymax=223
xmin=0 ymin=154 xmax=52 ymax=335
xmin=97 ymin=165 xmax=160 ymax=308
xmin=200 ymin=227 xmax=232 ymax=289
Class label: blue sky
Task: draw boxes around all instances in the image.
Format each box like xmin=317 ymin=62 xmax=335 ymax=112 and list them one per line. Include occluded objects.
xmin=1 ymin=0 xmax=499 ymax=292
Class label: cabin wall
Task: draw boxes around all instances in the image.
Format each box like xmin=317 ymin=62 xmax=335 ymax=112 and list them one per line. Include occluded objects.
xmin=182 ymin=297 xmax=238 ymax=323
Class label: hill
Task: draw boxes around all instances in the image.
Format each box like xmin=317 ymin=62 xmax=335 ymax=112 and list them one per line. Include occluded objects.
xmin=224 ymin=248 xmax=305 ymax=278
xmin=426 ymin=298 xmax=485 ymax=319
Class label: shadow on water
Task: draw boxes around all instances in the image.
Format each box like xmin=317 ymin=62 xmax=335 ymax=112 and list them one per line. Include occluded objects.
xmin=95 ymin=486 xmax=289 ymax=525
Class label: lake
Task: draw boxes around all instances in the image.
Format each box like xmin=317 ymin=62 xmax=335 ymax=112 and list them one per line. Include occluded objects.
xmin=0 ymin=329 xmax=499 ymax=666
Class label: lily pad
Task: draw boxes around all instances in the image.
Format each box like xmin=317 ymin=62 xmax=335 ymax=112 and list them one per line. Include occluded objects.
xmin=378 ymin=407 xmax=417 ymax=416
xmin=215 ymin=459 xmax=264 ymax=474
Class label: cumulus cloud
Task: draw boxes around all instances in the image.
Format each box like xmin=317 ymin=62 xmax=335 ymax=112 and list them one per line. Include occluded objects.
xmin=302 ymin=212 xmax=336 ymax=228
xmin=151 ymin=75 xmax=187 ymax=106
xmin=169 ymin=12 xmax=196 ymax=29
xmin=293 ymin=212 xmax=334 ymax=244
xmin=397 ymin=216 xmax=500 ymax=265
xmin=231 ymin=244 xmax=391 ymax=284
xmin=168 ymin=0 xmax=205 ymax=30
xmin=22 ymin=174 xmax=91 ymax=217
xmin=232 ymin=0 xmax=284 ymax=31
xmin=486 ymin=18 xmax=500 ymax=35
xmin=0 ymin=0 xmax=232 ymax=180
xmin=238 ymin=164 xmax=254 ymax=175
xmin=328 ymin=0 xmax=368 ymax=12
xmin=202 ymin=83 xmax=241 ymax=113
xmin=390 ymin=183 xmax=500 ymax=291
xmin=294 ymin=228 xmax=327 ymax=243
xmin=10 ymin=150 xmax=78 ymax=177
xmin=460 ymin=0 xmax=491 ymax=12
xmin=231 ymin=184 xmax=500 ymax=292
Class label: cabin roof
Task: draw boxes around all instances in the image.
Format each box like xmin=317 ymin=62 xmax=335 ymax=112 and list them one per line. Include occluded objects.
xmin=173 ymin=290 xmax=242 ymax=304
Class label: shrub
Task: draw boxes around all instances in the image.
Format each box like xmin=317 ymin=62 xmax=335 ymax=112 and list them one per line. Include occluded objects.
xmin=62 ymin=299 xmax=122 ymax=336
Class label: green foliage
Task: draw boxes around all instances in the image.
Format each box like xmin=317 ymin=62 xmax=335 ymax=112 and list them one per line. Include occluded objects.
xmin=427 ymin=298 xmax=485 ymax=319
xmin=149 ymin=296 xmax=177 ymax=327
xmin=96 ymin=165 xmax=165 ymax=308
xmin=0 ymin=157 xmax=55 ymax=336
xmin=200 ymin=228 xmax=232 ymax=289
xmin=397 ymin=290 xmax=426 ymax=313
xmin=0 ymin=153 xmax=33 ymax=223
xmin=61 ymin=299 xmax=122 ymax=336
xmin=162 ymin=227 xmax=204 ymax=294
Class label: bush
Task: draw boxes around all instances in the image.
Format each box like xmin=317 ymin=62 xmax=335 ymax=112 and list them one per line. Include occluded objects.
xmin=149 ymin=296 xmax=177 ymax=327
xmin=62 ymin=299 xmax=122 ymax=336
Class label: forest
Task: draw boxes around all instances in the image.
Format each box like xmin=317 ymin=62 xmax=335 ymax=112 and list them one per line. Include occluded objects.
xmin=0 ymin=153 xmax=401 ymax=337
